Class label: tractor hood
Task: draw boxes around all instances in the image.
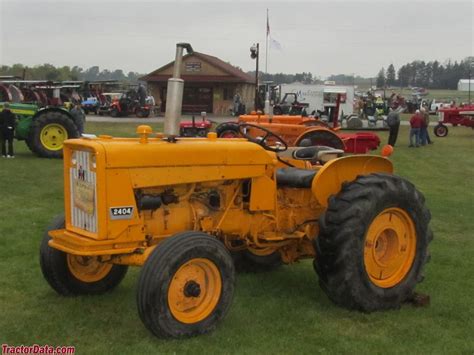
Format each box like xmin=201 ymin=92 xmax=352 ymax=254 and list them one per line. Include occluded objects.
xmin=64 ymin=134 xmax=275 ymax=169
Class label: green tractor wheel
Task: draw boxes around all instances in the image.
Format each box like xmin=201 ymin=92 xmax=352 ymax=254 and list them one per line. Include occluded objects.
xmin=28 ymin=111 xmax=80 ymax=158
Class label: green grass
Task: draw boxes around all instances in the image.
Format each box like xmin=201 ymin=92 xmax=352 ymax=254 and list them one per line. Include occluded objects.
xmin=0 ymin=122 xmax=473 ymax=354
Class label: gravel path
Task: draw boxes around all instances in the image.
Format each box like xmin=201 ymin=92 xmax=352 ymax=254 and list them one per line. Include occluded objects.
xmin=85 ymin=115 xmax=442 ymax=127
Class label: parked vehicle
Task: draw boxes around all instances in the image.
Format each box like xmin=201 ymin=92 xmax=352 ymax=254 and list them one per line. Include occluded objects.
xmin=0 ymin=102 xmax=80 ymax=158
xmin=434 ymin=105 xmax=474 ymax=137
xmin=109 ymin=91 xmax=151 ymax=118
xmin=272 ymin=93 xmax=309 ymax=116
xmin=81 ymin=97 xmax=100 ymax=114
xmin=429 ymin=99 xmax=448 ymax=114
xmin=275 ymin=84 xmax=355 ymax=120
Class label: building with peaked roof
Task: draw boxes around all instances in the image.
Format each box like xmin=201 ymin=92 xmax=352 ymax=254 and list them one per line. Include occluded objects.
xmin=140 ymin=52 xmax=255 ymax=115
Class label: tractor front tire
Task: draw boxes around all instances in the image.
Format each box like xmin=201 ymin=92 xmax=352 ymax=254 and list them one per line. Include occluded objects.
xmin=29 ymin=112 xmax=79 ymax=158
xmin=136 ymin=108 xmax=150 ymax=118
xmin=273 ymin=107 xmax=283 ymax=115
xmin=137 ymin=231 xmax=235 ymax=338
xmin=434 ymin=124 xmax=448 ymax=137
xmin=314 ymin=173 xmax=432 ymax=312
xmin=40 ymin=214 xmax=128 ymax=296
xmin=216 ymin=122 xmax=240 ymax=138
xmin=110 ymin=108 xmax=119 ymax=117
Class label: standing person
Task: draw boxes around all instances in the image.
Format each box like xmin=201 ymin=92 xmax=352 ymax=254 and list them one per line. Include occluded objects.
xmin=0 ymin=103 xmax=17 ymax=158
xmin=420 ymin=107 xmax=433 ymax=145
xmin=70 ymin=103 xmax=86 ymax=135
xmin=386 ymin=110 xmax=401 ymax=146
xmin=137 ymin=84 xmax=147 ymax=107
xmin=233 ymin=92 xmax=242 ymax=116
xmin=409 ymin=110 xmax=423 ymax=148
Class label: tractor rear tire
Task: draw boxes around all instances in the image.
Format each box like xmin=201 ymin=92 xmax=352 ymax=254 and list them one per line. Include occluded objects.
xmin=295 ymin=129 xmax=345 ymax=150
xmin=137 ymin=231 xmax=235 ymax=338
xmin=302 ymin=120 xmax=329 ymax=128
xmin=40 ymin=214 xmax=128 ymax=296
xmin=314 ymin=173 xmax=432 ymax=312
xmin=216 ymin=122 xmax=240 ymax=138
xmin=346 ymin=115 xmax=364 ymax=129
xmin=29 ymin=111 xmax=79 ymax=158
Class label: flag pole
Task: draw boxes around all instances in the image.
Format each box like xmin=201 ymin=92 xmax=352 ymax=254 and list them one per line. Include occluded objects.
xmin=265 ymin=8 xmax=269 ymax=74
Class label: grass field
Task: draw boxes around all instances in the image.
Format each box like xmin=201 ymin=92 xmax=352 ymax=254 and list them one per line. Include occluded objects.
xmin=0 ymin=122 xmax=473 ymax=354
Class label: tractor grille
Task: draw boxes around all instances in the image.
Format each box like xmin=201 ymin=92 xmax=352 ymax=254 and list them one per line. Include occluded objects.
xmin=70 ymin=150 xmax=98 ymax=233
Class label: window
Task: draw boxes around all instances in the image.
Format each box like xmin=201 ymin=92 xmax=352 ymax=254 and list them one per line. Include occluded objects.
xmin=223 ymin=87 xmax=233 ymax=100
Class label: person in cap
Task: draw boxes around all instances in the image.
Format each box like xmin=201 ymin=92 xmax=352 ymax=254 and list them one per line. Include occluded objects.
xmin=0 ymin=103 xmax=17 ymax=158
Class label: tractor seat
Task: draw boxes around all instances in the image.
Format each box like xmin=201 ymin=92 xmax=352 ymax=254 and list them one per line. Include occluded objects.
xmin=276 ymin=168 xmax=317 ymax=188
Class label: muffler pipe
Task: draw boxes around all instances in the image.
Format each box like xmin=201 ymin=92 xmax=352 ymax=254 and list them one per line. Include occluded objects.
xmin=164 ymin=43 xmax=194 ymax=136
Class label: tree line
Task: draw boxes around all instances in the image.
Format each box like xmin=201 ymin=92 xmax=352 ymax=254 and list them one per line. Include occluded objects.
xmin=2 ymin=58 xmax=472 ymax=90
xmin=376 ymin=57 xmax=473 ymax=89
xmin=0 ymin=64 xmax=144 ymax=82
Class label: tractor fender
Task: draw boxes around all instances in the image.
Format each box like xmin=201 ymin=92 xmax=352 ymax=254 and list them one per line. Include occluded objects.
xmin=294 ymin=127 xmax=342 ymax=145
xmin=311 ymin=155 xmax=393 ymax=207
xmin=33 ymin=106 xmax=73 ymax=121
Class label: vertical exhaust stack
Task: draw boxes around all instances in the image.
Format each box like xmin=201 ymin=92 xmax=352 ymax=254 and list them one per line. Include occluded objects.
xmin=164 ymin=43 xmax=194 ymax=136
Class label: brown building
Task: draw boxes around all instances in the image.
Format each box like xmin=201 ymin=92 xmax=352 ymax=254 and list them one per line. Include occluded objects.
xmin=141 ymin=52 xmax=255 ymax=115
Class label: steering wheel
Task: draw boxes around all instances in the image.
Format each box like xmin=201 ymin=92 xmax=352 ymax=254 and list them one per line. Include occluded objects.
xmin=238 ymin=123 xmax=288 ymax=152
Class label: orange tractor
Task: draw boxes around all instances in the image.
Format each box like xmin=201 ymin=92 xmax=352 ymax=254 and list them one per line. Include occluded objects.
xmin=216 ymin=113 xmax=381 ymax=154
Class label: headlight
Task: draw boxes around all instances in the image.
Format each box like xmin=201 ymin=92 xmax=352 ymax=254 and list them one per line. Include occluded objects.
xmin=71 ymin=151 xmax=77 ymax=165
xmin=90 ymin=154 xmax=96 ymax=169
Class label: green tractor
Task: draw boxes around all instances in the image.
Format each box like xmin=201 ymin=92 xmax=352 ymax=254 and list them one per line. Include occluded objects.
xmin=0 ymin=102 xmax=81 ymax=158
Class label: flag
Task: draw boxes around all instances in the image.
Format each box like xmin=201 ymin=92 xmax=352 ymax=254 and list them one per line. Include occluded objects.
xmin=270 ymin=37 xmax=282 ymax=51
xmin=266 ymin=9 xmax=270 ymax=36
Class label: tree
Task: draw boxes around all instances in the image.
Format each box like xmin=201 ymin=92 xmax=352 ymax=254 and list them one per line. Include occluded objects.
xmin=386 ymin=64 xmax=396 ymax=86
xmin=376 ymin=68 xmax=386 ymax=88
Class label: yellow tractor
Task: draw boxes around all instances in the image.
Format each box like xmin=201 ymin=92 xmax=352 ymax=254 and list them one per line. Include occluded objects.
xmin=40 ymin=44 xmax=432 ymax=338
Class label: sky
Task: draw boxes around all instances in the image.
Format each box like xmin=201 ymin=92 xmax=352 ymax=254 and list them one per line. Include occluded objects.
xmin=0 ymin=0 xmax=472 ymax=78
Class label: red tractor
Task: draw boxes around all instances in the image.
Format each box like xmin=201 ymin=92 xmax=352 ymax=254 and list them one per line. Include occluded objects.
xmin=179 ymin=113 xmax=213 ymax=137
xmin=434 ymin=105 xmax=474 ymax=137
xmin=109 ymin=91 xmax=151 ymax=118
xmin=272 ymin=93 xmax=310 ymax=116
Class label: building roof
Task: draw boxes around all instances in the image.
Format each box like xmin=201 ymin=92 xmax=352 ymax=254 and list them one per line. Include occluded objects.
xmin=140 ymin=52 xmax=254 ymax=84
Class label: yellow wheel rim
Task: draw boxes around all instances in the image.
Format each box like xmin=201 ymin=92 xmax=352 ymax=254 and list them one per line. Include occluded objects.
xmin=40 ymin=124 xmax=68 ymax=151
xmin=67 ymin=255 xmax=113 ymax=283
xmin=364 ymin=208 xmax=417 ymax=288
xmin=168 ymin=258 xmax=222 ymax=324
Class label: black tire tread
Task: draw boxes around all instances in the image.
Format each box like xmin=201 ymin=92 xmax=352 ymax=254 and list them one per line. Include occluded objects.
xmin=29 ymin=111 xmax=79 ymax=158
xmin=40 ymin=214 xmax=128 ymax=296
xmin=314 ymin=173 xmax=432 ymax=312
xmin=137 ymin=231 xmax=235 ymax=338
xmin=216 ymin=122 xmax=240 ymax=137
xmin=296 ymin=129 xmax=345 ymax=150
